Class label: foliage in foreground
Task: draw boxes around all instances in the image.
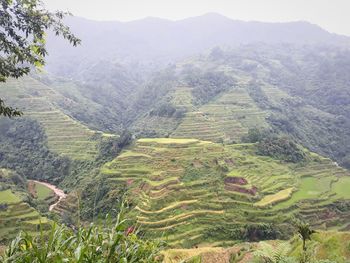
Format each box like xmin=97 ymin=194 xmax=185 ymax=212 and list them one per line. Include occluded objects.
xmin=253 ymin=224 xmax=338 ymax=263
xmin=0 ymin=206 xmax=162 ymax=263
xmin=253 ymin=242 xmax=293 ymax=263
xmin=0 ymin=0 xmax=80 ymax=117
xmin=253 ymin=241 xmax=337 ymax=263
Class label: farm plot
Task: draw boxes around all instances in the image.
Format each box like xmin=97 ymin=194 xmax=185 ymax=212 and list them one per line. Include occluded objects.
xmin=0 ymin=77 xmax=99 ymax=160
xmin=95 ymin=138 xmax=350 ymax=247
xmin=171 ymin=87 xmax=268 ymax=143
xmin=0 ymin=189 xmax=50 ymax=242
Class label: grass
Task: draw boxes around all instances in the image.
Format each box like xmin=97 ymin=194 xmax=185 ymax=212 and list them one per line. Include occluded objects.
xmin=164 ymin=231 xmax=350 ymax=262
xmin=312 ymin=231 xmax=350 ymax=261
xmin=162 ymin=244 xmax=251 ymax=263
xmin=137 ymin=200 xmax=198 ymax=214
xmin=117 ymin=151 xmax=151 ymax=159
xmin=163 ymin=247 xmax=224 ymax=263
xmin=144 ymin=177 xmax=180 ymax=187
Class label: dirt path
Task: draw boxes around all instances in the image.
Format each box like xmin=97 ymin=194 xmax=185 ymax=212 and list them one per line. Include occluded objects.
xmin=31 ymin=180 xmax=67 ymax=211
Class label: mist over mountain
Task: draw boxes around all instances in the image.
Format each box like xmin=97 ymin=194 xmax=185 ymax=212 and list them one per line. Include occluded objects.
xmin=39 ymin=15 xmax=350 ymax=169
xmin=46 ymin=13 xmax=350 ymax=77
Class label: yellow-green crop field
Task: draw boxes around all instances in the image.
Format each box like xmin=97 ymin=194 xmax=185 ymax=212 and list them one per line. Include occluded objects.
xmin=95 ymin=138 xmax=350 ymax=247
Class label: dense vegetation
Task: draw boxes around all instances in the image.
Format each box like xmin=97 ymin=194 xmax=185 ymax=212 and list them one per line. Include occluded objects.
xmin=183 ymin=68 xmax=236 ymax=104
xmin=257 ymin=136 xmax=306 ymax=163
xmin=164 ymin=229 xmax=350 ymax=262
xmin=0 ymin=118 xmax=70 ymax=184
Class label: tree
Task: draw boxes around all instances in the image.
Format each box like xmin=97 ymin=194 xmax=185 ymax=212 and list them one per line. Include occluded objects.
xmin=0 ymin=0 xmax=80 ymax=117
xmin=257 ymin=136 xmax=306 ymax=163
xmin=242 ymin=128 xmax=270 ymax=143
xmin=0 ymin=99 xmax=21 ymax=117
xmin=297 ymin=222 xmax=315 ymax=251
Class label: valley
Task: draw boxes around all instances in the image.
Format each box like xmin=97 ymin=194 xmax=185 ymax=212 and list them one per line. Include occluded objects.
xmin=1 ymin=10 xmax=350 ymax=262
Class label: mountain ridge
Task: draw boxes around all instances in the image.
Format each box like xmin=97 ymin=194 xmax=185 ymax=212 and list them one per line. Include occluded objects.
xmin=45 ymin=13 xmax=350 ymax=77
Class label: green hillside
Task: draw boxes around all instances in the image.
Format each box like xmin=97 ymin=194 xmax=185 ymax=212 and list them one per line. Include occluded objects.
xmin=128 ymin=46 xmax=350 ymax=168
xmin=92 ymin=138 xmax=350 ymax=247
xmin=0 ymin=169 xmax=50 ymax=243
xmin=130 ymin=66 xmax=269 ymax=144
xmin=171 ymin=86 xmax=268 ymax=143
xmin=0 ymin=77 xmax=99 ymax=160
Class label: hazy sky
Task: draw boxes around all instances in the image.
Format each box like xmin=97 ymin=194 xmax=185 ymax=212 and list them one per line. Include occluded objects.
xmin=43 ymin=0 xmax=350 ymax=36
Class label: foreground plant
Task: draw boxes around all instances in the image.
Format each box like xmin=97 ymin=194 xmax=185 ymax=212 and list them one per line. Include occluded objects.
xmin=297 ymin=222 xmax=315 ymax=251
xmin=253 ymin=241 xmax=294 ymax=263
xmin=0 ymin=206 xmax=162 ymax=263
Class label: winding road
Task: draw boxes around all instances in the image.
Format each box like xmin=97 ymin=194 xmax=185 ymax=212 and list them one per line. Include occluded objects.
xmin=31 ymin=180 xmax=67 ymax=211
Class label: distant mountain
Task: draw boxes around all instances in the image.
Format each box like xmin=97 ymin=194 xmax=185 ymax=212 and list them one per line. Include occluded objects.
xmin=45 ymin=13 xmax=350 ymax=77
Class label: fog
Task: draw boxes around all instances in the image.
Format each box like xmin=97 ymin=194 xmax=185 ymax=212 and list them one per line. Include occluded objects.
xmin=43 ymin=0 xmax=350 ymax=36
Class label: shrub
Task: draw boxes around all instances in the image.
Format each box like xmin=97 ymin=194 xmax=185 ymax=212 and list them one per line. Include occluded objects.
xmin=184 ymin=69 xmax=236 ymax=105
xmin=97 ymin=130 xmax=133 ymax=162
xmin=242 ymin=128 xmax=271 ymax=143
xmin=257 ymin=136 xmax=306 ymax=163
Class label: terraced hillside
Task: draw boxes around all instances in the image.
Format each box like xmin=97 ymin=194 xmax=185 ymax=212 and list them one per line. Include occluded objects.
xmin=95 ymin=138 xmax=350 ymax=247
xmin=131 ymin=73 xmax=269 ymax=143
xmin=0 ymin=77 xmax=99 ymax=160
xmin=128 ymin=46 xmax=350 ymax=168
xmin=0 ymin=169 xmax=50 ymax=243
xmin=171 ymin=85 xmax=268 ymax=143
xmin=130 ymin=86 xmax=194 ymax=137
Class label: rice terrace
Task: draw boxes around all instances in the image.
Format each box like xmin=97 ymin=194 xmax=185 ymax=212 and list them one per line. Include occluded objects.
xmin=1 ymin=0 xmax=350 ymax=262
